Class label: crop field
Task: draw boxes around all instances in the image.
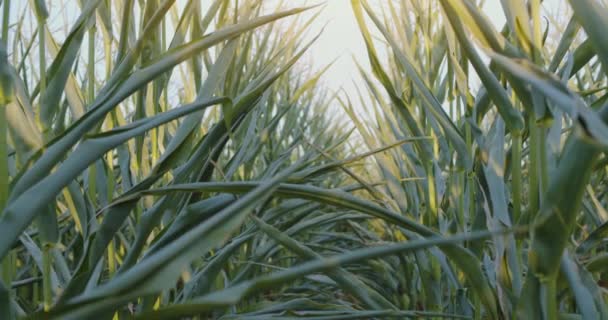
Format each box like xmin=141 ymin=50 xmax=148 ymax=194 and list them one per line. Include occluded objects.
xmin=0 ymin=0 xmax=607 ymax=319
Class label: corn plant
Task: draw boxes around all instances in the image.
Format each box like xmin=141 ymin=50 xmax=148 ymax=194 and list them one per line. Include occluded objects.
xmin=0 ymin=0 xmax=371 ymax=318
xmin=1 ymin=0 xmax=493 ymax=318
xmin=348 ymin=0 xmax=608 ymax=318
xmin=3 ymin=0 xmax=608 ymax=319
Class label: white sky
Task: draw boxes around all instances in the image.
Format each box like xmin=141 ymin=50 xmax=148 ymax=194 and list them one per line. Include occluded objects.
xmin=298 ymin=0 xmax=565 ymax=101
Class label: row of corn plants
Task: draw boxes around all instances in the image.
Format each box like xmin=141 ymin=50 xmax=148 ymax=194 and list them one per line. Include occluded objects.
xmin=0 ymin=0 xmax=373 ymax=318
xmin=347 ymin=0 xmax=608 ymax=318
xmin=2 ymin=0 xmax=493 ymax=318
xmin=1 ymin=0 xmax=608 ymax=319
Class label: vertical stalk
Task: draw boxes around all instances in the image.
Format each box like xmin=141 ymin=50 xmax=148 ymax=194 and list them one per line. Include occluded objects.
xmin=540 ymin=280 xmax=557 ymax=320
xmin=161 ymin=13 xmax=168 ymax=185
xmin=37 ymin=10 xmax=53 ymax=312
xmin=538 ymin=127 xmax=549 ymax=197
xmin=1 ymin=0 xmax=7 ymax=41
xmin=465 ymin=103 xmax=472 ymax=233
xmin=101 ymin=5 xmax=117 ymax=303
xmin=422 ymin=115 xmax=439 ymax=229
xmin=98 ymin=6 xmax=118 ymax=307
xmin=107 ymin=236 xmax=116 ymax=271
xmin=87 ymin=20 xmax=97 ymax=207
xmin=527 ymin=117 xmax=539 ymax=221
xmin=474 ymin=295 xmax=481 ymax=320
xmin=425 ymin=112 xmax=441 ymax=311
xmin=36 ymin=8 xmax=50 ymax=309
xmin=456 ymin=97 xmax=465 ymax=232
xmin=87 ymin=25 xmax=95 ymax=103
xmin=424 ymin=109 xmax=438 ymax=228
xmin=42 ymin=248 xmax=52 ymax=311
xmin=530 ymin=0 xmax=549 ymax=204
xmin=530 ymin=0 xmax=542 ymax=63
xmin=425 ymin=159 xmax=438 ymax=226
xmin=512 ymin=132 xmax=522 ymax=223
xmin=32 ymin=265 xmax=39 ymax=305
xmin=38 ymin=16 xmax=46 ymax=125
xmin=512 ymin=130 xmax=525 ymax=277
xmin=0 ymin=0 xmax=11 ymax=292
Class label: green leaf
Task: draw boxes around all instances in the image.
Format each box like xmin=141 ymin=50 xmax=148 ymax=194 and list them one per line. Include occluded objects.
xmin=0 ymin=97 xmax=227 ymax=260
xmin=134 ymin=228 xmax=516 ymax=319
xmin=43 ymin=159 xmax=303 ymax=318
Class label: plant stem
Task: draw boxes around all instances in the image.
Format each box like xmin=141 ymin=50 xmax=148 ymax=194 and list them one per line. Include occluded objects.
xmin=0 ymin=109 xmax=8 ymax=289
xmin=527 ymin=117 xmax=540 ymax=222
xmin=87 ymin=22 xmax=97 ymax=206
xmin=42 ymin=246 xmax=52 ymax=311
xmin=1 ymin=0 xmax=8 ymax=41
xmin=37 ymin=11 xmax=54 ymax=312
xmin=512 ymin=132 xmax=522 ymax=223
xmin=0 ymin=0 xmax=9 ymax=289
xmin=425 ymin=159 xmax=437 ymax=228
xmin=538 ymin=127 xmax=549 ymax=198
xmin=38 ymin=21 xmax=46 ymax=126
xmin=540 ymin=279 xmax=557 ymax=320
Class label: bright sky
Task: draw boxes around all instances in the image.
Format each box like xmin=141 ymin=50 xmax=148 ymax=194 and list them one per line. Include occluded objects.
xmin=297 ymin=0 xmax=566 ymax=100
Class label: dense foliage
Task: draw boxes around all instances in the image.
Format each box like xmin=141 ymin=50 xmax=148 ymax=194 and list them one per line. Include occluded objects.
xmin=0 ymin=0 xmax=607 ymax=319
